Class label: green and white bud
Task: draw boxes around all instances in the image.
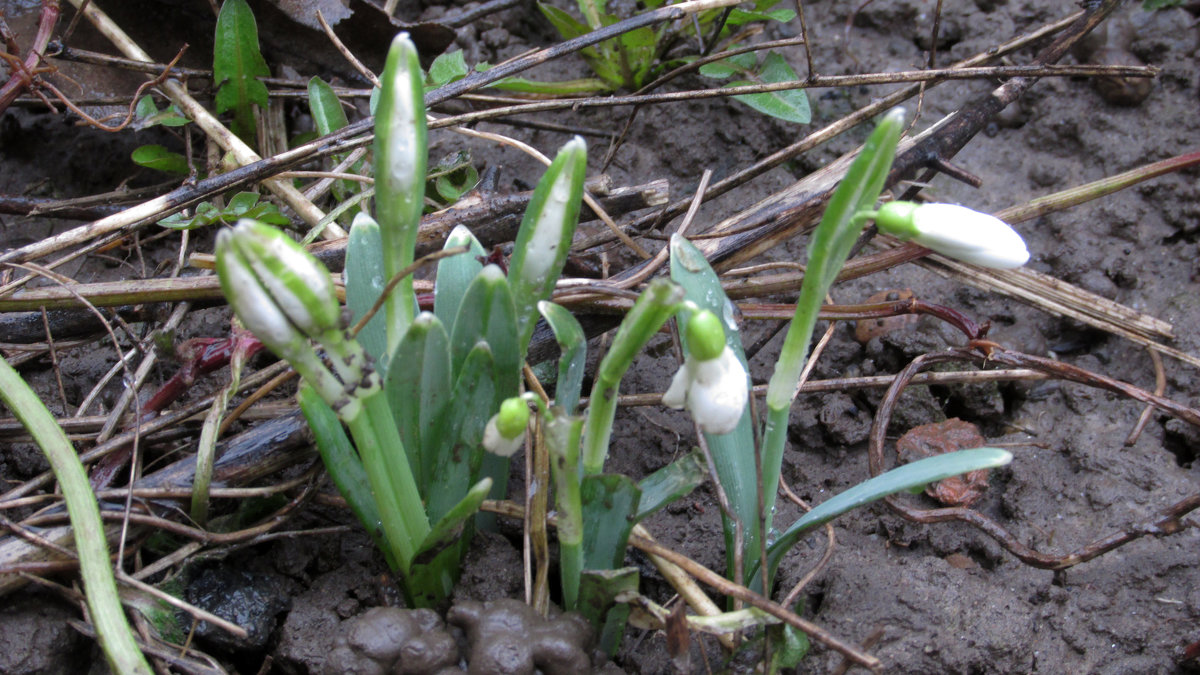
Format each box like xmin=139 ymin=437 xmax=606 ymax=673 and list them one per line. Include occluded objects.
xmin=875 ymin=202 xmax=1030 ymax=269
xmin=663 ymin=313 xmax=748 ymax=436
xmin=224 ymin=220 xmax=341 ymax=340
xmin=483 ymin=397 xmax=530 ymax=457
xmin=216 ymin=227 xmax=307 ymax=361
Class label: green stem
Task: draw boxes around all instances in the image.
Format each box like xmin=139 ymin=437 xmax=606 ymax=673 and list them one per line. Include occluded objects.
xmin=759 ymin=108 xmax=905 ymax=592
xmin=546 ymin=412 xmax=584 ymax=609
xmin=582 ymin=279 xmax=684 ymax=475
xmin=344 ymin=387 xmax=431 ymax=575
xmin=0 ymin=357 xmax=152 ymax=675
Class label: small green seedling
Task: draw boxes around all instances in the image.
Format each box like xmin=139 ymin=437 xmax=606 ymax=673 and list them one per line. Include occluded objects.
xmin=213 ymin=0 xmax=270 ymax=142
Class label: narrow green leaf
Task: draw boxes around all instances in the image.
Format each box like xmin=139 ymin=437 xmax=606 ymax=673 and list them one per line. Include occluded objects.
xmin=537 ymin=301 xmax=586 ymax=415
xmin=669 ymin=233 xmax=760 ymax=581
xmin=434 ymin=225 xmax=487 ymax=328
xmin=345 ymin=214 xmax=388 ymax=365
xmin=635 ymin=448 xmax=707 ymax=520
xmin=131 ymin=145 xmax=190 ymax=175
xmin=425 ymin=342 xmax=495 ymax=523
xmin=725 ymin=7 xmax=795 ymax=25
xmin=580 ymin=473 xmax=641 ymax=571
xmin=408 ymin=477 xmax=493 ymax=606
xmin=297 ymin=385 xmax=395 ymax=569
xmin=752 ymin=448 xmax=1013 ymax=589
xmin=539 ymin=3 xmax=591 ymax=39
xmin=759 ymin=109 xmax=906 ymax=571
xmin=384 ymin=312 xmax=453 ymax=492
xmin=450 ymin=265 xmax=520 ymax=405
xmin=307 ymin=76 xmax=349 ymax=136
xmin=213 ymin=0 xmax=270 ymax=140
xmin=0 ymin=357 xmax=153 ymax=674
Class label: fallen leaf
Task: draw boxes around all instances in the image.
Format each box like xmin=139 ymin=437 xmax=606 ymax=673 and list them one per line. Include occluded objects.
xmin=897 ymin=418 xmax=991 ymax=507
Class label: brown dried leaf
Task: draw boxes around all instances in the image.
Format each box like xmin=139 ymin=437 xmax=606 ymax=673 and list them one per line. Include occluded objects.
xmin=854 ymin=288 xmax=919 ymax=344
xmin=896 ymin=418 xmax=991 ymax=507
xmin=267 ymin=0 xmax=351 ymax=30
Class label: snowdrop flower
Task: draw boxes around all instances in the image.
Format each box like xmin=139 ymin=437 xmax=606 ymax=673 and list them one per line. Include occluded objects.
xmin=662 ymin=310 xmax=749 ymax=435
xmin=874 ymin=201 xmax=1030 ymax=269
xmin=483 ymin=397 xmax=530 ymax=457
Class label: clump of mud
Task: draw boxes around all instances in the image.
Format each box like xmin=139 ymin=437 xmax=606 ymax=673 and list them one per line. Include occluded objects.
xmin=325 ymin=599 xmax=604 ymax=675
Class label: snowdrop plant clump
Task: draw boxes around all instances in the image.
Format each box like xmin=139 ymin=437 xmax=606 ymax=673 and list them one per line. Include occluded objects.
xmin=217 ymin=33 xmax=587 ymax=608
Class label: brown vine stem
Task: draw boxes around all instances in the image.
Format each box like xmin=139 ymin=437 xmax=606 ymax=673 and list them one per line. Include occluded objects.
xmin=0 ymin=0 xmax=60 ymax=114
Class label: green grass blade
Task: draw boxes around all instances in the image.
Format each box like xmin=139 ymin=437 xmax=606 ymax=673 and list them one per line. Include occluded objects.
xmin=634 ymin=447 xmax=707 ymax=520
xmin=0 ymin=357 xmax=152 ymax=675
xmin=752 ymin=448 xmax=1013 ymax=589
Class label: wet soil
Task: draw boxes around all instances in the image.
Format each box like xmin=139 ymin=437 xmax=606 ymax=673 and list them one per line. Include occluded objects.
xmin=1 ymin=0 xmax=1199 ymax=673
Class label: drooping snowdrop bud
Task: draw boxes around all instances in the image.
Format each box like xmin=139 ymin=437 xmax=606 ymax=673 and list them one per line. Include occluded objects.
xmin=216 ymin=220 xmax=341 ymax=358
xmin=874 ymin=201 xmax=1030 ymax=269
xmin=483 ymin=397 xmax=530 ymax=457
xmin=663 ymin=310 xmax=749 ymax=435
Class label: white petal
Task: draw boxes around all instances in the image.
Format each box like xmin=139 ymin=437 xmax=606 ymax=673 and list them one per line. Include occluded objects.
xmin=483 ymin=417 xmax=525 ymax=457
xmin=661 ymin=358 xmax=693 ymax=410
xmin=911 ymin=204 xmax=1029 ymax=269
xmin=686 ymin=348 xmax=748 ymax=435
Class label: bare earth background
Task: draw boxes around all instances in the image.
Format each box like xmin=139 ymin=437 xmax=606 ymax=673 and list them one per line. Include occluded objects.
xmin=1 ymin=0 xmax=1198 ymax=673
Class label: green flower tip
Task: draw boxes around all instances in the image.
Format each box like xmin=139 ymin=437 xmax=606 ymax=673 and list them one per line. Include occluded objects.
xmin=496 ymin=397 xmax=530 ymax=439
xmin=386 ymin=32 xmax=418 ymax=65
xmin=686 ymin=309 xmax=726 ymax=362
xmin=874 ymin=201 xmax=920 ymax=238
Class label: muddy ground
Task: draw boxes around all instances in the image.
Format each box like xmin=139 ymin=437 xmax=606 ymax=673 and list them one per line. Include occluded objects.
xmin=1 ymin=0 xmax=1199 ymax=673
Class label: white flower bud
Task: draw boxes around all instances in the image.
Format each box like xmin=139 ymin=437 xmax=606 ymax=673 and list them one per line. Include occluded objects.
xmin=662 ymin=346 xmax=748 ymax=435
xmin=876 ymin=202 xmax=1030 ymax=269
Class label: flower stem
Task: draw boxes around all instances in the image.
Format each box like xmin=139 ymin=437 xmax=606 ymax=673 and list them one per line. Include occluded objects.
xmin=582 ymin=279 xmax=684 ymax=475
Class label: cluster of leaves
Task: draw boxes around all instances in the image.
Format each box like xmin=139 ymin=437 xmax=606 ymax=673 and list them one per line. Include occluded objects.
xmin=536 ymin=0 xmax=811 ymax=124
